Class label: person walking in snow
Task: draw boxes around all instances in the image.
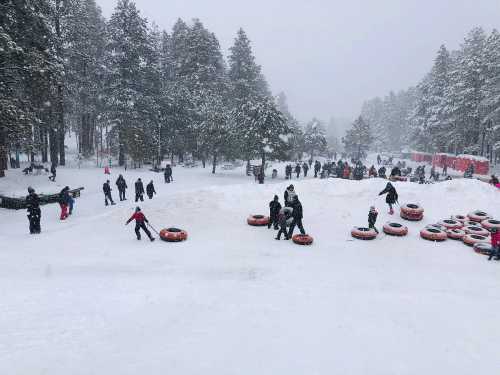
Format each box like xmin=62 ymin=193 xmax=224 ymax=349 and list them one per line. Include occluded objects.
xmin=442 ymin=164 xmax=448 ymax=176
xmin=284 ymin=185 xmax=296 ymax=207
xmin=164 ymin=164 xmax=173 ymax=183
xmin=368 ymin=165 xmax=378 ymax=178
xmin=288 ymin=195 xmax=306 ymax=237
xmin=368 ymin=206 xmax=379 ymax=234
xmin=487 ymin=227 xmax=500 ymax=261
xmin=378 ymin=166 xmax=386 ymax=179
xmin=268 ymin=195 xmax=282 ymax=230
xmin=285 ymin=164 xmax=292 ymax=180
xmin=146 ymin=180 xmax=156 ymax=199
xmin=378 ymin=182 xmax=398 ymax=215
xmin=135 ymin=178 xmax=145 ymax=202
xmin=302 ymin=162 xmax=309 ymax=177
xmin=275 ymin=207 xmax=293 ymax=240
xmin=125 ymin=207 xmax=155 ymax=242
xmin=58 ymin=186 xmax=72 ymax=220
xmin=26 ymin=187 xmax=41 ymax=234
xmin=314 ymin=160 xmax=321 ymax=178
xmin=295 ymin=163 xmax=301 ymax=178
xmin=377 ymin=154 xmax=382 ymax=165
xmin=116 ymin=174 xmax=127 ymax=201
xmin=49 ymin=162 xmax=57 ymax=182
xmin=103 ymin=180 xmax=115 ymax=206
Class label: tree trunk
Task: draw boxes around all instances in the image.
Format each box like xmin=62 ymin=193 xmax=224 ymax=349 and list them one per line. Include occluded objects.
xmin=41 ymin=125 xmax=48 ymax=163
xmin=0 ymin=128 xmax=7 ymax=177
xmin=212 ymin=153 xmax=217 ymax=174
xmin=49 ymin=127 xmax=58 ymax=165
xmin=260 ymin=152 xmax=266 ymax=183
xmin=202 ymin=157 xmax=206 ymax=168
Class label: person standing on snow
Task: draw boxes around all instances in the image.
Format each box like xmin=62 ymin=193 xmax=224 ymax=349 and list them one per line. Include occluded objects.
xmin=284 ymin=185 xmax=297 ymax=207
xmin=368 ymin=206 xmax=379 ymax=233
xmin=116 ymin=174 xmax=127 ymax=201
xmin=49 ymin=162 xmax=57 ymax=181
xmin=26 ymin=187 xmax=41 ymax=234
xmin=135 ymin=178 xmax=145 ymax=202
xmin=164 ymin=164 xmax=173 ymax=183
xmin=275 ymin=207 xmax=293 ymax=240
xmin=302 ymin=162 xmax=309 ymax=177
xmin=378 ymin=182 xmax=398 ymax=215
xmin=295 ymin=163 xmax=301 ymax=178
xmin=487 ymin=227 xmax=500 ymax=261
xmin=103 ymin=180 xmax=115 ymax=206
xmin=58 ymin=186 xmax=72 ymax=220
xmin=146 ymin=180 xmax=156 ymax=199
xmin=125 ymin=207 xmax=155 ymax=242
xmin=288 ymin=195 xmax=306 ymax=237
xmin=314 ymin=160 xmax=321 ymax=178
xmin=268 ymin=195 xmax=282 ymax=230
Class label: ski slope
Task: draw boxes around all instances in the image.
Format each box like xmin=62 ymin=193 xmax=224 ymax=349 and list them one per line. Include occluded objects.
xmin=1 ymin=164 xmax=499 ymax=375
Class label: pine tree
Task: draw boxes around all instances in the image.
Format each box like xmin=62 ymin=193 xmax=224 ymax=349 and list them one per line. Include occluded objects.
xmin=304 ymin=118 xmax=327 ymax=158
xmin=342 ymin=116 xmax=372 ymax=160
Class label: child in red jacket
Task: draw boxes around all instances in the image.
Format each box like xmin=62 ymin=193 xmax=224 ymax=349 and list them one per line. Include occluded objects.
xmin=488 ymin=227 xmax=500 ymax=261
xmin=126 ymin=207 xmax=155 ymax=241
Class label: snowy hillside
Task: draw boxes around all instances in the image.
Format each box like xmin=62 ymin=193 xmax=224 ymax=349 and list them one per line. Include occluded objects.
xmin=1 ymin=165 xmax=499 ymax=374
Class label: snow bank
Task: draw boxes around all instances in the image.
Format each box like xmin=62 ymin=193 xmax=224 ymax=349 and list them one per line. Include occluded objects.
xmin=0 ymin=166 xmax=499 ymax=375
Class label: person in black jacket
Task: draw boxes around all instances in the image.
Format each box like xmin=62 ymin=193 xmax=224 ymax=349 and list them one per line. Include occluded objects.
xmin=164 ymin=164 xmax=173 ymax=183
xmin=378 ymin=166 xmax=387 ymax=179
xmin=302 ymin=162 xmax=309 ymax=177
xmin=268 ymin=195 xmax=282 ymax=230
xmin=49 ymin=162 xmax=57 ymax=181
xmin=146 ymin=180 xmax=156 ymax=199
xmin=135 ymin=178 xmax=145 ymax=202
xmin=295 ymin=163 xmax=301 ymax=178
xmin=26 ymin=187 xmax=41 ymax=234
xmin=103 ymin=180 xmax=115 ymax=206
xmin=368 ymin=206 xmax=379 ymax=233
xmin=116 ymin=175 xmax=127 ymax=201
xmin=288 ymin=195 xmax=306 ymax=237
xmin=314 ymin=160 xmax=321 ymax=178
xmin=379 ymin=182 xmax=398 ymax=214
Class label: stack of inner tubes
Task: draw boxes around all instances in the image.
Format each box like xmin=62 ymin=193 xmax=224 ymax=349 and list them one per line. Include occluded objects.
xmin=400 ymin=203 xmax=424 ymax=221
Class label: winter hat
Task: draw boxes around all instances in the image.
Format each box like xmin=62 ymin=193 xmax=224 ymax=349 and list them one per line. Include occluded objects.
xmin=135 ymin=206 xmax=141 ymax=212
xmin=28 ymin=187 xmax=35 ymax=193
xmin=274 ymin=195 xmax=278 ymax=200
xmin=370 ymin=206 xmax=376 ymax=212
xmin=289 ymin=185 xmax=294 ymax=190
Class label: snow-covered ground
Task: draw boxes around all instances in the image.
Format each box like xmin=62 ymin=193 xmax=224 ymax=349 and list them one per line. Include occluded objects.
xmin=1 ymin=162 xmax=499 ymax=375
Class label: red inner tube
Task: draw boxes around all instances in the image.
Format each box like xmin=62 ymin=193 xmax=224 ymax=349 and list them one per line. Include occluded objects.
xmin=383 ymin=222 xmax=408 ymax=236
xmin=247 ymin=215 xmax=270 ymax=226
xmin=420 ymin=227 xmax=447 ymax=241
xmin=463 ymin=234 xmax=489 ymax=246
xmin=160 ymin=227 xmax=188 ymax=242
xmin=292 ymin=234 xmax=314 ymax=245
xmin=351 ymin=227 xmax=377 ymax=240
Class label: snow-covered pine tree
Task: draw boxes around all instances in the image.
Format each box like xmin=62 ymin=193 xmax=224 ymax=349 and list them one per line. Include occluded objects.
xmin=304 ymin=118 xmax=327 ymax=158
xmin=103 ymin=0 xmax=151 ymax=166
xmin=342 ymin=116 xmax=372 ymax=160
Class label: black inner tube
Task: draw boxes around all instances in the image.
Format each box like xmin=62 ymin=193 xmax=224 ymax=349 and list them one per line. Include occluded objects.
xmin=471 ymin=235 xmax=485 ymax=240
xmin=389 ymin=223 xmax=402 ymax=228
xmin=407 ymin=204 xmax=419 ymax=209
xmin=167 ymin=228 xmax=182 ymax=233
xmin=427 ymin=228 xmax=441 ymax=234
xmin=253 ymin=215 xmax=264 ymax=219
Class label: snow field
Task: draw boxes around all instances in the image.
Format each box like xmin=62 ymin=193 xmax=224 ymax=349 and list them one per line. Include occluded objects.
xmin=0 ymin=165 xmax=499 ymax=375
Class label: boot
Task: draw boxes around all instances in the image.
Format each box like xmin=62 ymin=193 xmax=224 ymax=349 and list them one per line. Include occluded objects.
xmin=389 ymin=208 xmax=394 ymax=215
xmin=275 ymin=237 xmax=280 ymax=240
xmin=150 ymin=237 xmax=155 ymax=242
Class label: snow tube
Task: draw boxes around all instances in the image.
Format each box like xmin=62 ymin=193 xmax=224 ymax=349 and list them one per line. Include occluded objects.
xmin=247 ymin=215 xmax=270 ymax=226
xmin=426 ymin=223 xmax=447 ymax=231
xmin=467 ymin=210 xmax=491 ymax=223
xmin=463 ymin=225 xmax=490 ymax=237
xmin=451 ymin=214 xmax=467 ymax=223
xmin=447 ymin=228 xmax=466 ymax=240
xmin=481 ymin=219 xmax=500 ymax=231
xmin=463 ymin=220 xmax=479 ymax=227
xmin=401 ymin=203 xmax=424 ymax=217
xmin=463 ymin=234 xmax=490 ymax=247
xmin=351 ymin=227 xmax=378 ymax=240
xmin=383 ymin=222 xmax=408 ymax=236
xmin=292 ymin=234 xmax=314 ymax=246
xmin=400 ymin=211 xmax=423 ymax=221
xmin=159 ymin=227 xmax=188 ymax=242
xmin=420 ymin=227 xmax=447 ymax=242
xmin=473 ymin=243 xmax=494 ymax=255
xmin=438 ymin=219 xmax=463 ymax=230
xmin=390 ymin=176 xmax=407 ymax=182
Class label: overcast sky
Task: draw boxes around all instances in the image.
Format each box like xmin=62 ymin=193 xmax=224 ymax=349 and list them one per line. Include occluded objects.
xmin=97 ymin=0 xmax=500 ymax=124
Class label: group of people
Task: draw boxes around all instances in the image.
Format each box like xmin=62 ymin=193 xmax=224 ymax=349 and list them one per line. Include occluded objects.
xmin=102 ymin=176 xmax=157 ymax=206
xmin=267 ymin=185 xmax=306 ymax=240
xmin=284 ymin=162 xmax=310 ymax=179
